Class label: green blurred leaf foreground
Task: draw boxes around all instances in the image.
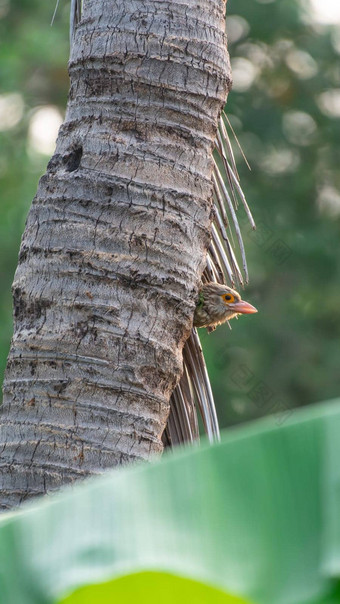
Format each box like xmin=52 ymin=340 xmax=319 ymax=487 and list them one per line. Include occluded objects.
xmin=1 ymin=400 xmax=340 ymax=604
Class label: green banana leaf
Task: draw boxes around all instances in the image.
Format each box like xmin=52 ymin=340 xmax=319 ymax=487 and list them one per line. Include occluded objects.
xmin=1 ymin=399 xmax=340 ymax=604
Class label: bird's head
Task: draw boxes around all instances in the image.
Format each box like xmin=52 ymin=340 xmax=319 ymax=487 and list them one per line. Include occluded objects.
xmin=216 ymin=284 xmax=257 ymax=320
xmin=197 ymin=282 xmax=257 ymax=326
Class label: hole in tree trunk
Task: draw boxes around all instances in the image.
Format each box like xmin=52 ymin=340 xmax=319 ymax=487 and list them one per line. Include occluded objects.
xmin=64 ymin=145 xmax=83 ymax=172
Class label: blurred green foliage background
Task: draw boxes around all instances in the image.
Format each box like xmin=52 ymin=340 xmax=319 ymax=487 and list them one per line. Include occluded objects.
xmin=0 ymin=0 xmax=339 ymax=428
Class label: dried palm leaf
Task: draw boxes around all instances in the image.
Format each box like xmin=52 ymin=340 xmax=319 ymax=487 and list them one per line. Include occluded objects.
xmin=166 ymin=111 xmax=255 ymax=447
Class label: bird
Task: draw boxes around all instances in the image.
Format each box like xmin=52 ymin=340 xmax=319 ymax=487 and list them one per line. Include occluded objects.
xmin=193 ymin=282 xmax=257 ymax=332
xmin=163 ymin=282 xmax=257 ymax=447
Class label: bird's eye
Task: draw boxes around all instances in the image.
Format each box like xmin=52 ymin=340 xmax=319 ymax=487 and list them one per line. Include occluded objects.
xmin=223 ymin=293 xmax=234 ymax=303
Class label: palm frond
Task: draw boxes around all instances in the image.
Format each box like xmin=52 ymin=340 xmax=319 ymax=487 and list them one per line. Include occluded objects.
xmin=166 ymin=111 xmax=255 ymax=447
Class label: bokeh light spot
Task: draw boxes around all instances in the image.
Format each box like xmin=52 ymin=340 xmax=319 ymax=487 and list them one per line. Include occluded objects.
xmin=0 ymin=0 xmax=9 ymax=19
xmin=317 ymin=185 xmax=340 ymax=217
xmin=282 ymin=111 xmax=317 ymax=146
xmin=317 ymin=89 xmax=340 ymax=117
xmin=226 ymin=16 xmax=250 ymax=44
xmin=230 ymin=58 xmax=259 ymax=92
xmin=0 ymin=93 xmax=24 ymax=131
xmin=259 ymin=148 xmax=300 ymax=175
xmin=28 ymin=106 xmax=63 ymax=155
xmin=285 ymin=49 xmax=318 ymax=79
xmin=307 ymin=0 xmax=340 ymax=25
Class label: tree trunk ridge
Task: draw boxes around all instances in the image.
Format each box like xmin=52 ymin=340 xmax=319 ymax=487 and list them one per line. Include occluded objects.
xmin=0 ymin=0 xmax=230 ymax=508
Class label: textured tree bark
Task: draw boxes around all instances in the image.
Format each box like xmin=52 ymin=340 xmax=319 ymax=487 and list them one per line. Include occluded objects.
xmin=0 ymin=0 xmax=231 ymax=509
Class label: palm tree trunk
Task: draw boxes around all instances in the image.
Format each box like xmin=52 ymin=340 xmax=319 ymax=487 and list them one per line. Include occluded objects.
xmin=0 ymin=0 xmax=230 ymax=509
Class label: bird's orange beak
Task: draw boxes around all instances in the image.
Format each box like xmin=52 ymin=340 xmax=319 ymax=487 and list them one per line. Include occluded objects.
xmin=229 ymin=300 xmax=258 ymax=314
